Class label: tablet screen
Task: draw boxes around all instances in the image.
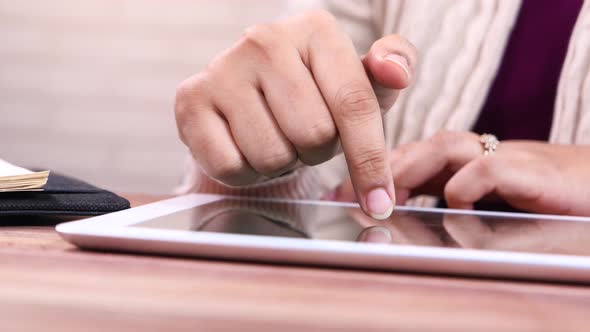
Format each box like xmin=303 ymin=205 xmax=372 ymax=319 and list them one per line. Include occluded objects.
xmin=133 ymin=198 xmax=590 ymax=256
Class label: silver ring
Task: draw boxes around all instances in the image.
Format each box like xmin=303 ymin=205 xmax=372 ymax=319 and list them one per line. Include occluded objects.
xmin=479 ymin=133 xmax=499 ymax=156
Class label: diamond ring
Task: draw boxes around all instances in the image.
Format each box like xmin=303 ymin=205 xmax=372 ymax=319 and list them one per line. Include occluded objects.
xmin=479 ymin=133 xmax=499 ymax=156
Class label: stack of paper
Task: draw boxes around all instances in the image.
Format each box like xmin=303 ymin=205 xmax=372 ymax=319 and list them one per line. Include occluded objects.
xmin=0 ymin=158 xmax=50 ymax=192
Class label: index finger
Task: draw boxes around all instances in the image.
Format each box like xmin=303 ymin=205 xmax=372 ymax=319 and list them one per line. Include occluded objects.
xmin=297 ymin=12 xmax=395 ymax=219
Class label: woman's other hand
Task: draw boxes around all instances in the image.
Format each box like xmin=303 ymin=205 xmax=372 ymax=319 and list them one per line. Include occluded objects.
xmin=174 ymin=10 xmax=417 ymax=219
xmin=333 ymin=131 xmax=590 ymax=216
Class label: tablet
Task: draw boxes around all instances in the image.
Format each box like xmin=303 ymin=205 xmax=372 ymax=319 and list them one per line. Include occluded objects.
xmin=56 ymin=194 xmax=590 ymax=282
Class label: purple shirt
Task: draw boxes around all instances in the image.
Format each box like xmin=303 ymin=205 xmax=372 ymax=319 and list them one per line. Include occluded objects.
xmin=472 ymin=0 xmax=583 ymax=141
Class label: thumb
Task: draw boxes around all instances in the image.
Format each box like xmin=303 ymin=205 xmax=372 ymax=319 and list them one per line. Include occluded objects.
xmin=362 ymin=34 xmax=418 ymax=110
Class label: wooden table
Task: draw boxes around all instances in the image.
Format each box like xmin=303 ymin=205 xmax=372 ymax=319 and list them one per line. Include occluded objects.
xmin=1 ymin=194 xmax=590 ymax=332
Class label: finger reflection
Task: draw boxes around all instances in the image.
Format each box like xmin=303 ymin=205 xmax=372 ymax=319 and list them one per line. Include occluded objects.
xmin=356 ymin=226 xmax=393 ymax=244
xmin=442 ymin=213 xmax=493 ymax=249
xmin=347 ymin=208 xmax=446 ymax=246
xmin=442 ymin=212 xmax=590 ymax=254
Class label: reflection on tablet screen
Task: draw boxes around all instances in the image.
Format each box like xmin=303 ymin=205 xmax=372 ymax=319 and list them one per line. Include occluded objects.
xmin=134 ymin=199 xmax=590 ymax=256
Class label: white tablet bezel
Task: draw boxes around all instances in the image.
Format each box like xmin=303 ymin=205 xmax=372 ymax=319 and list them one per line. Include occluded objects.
xmin=56 ymin=193 xmax=590 ymax=282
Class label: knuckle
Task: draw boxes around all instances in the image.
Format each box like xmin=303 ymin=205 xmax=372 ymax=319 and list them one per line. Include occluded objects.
xmin=174 ymin=79 xmax=195 ymax=116
xmin=253 ymin=149 xmax=297 ymax=176
xmin=444 ymin=157 xmax=495 ymax=204
xmin=472 ymin=157 xmax=495 ymax=178
xmin=175 ymin=78 xmax=193 ymax=102
xmin=304 ymin=10 xmax=338 ymax=31
xmin=174 ymin=75 xmax=207 ymax=118
xmin=174 ymin=76 xmax=210 ymax=144
xmin=334 ymin=82 xmax=379 ymax=122
xmin=390 ymin=144 xmax=414 ymax=176
xmin=395 ymin=143 xmax=414 ymax=156
xmin=443 ymin=180 xmax=461 ymax=203
xmin=349 ymin=147 xmax=387 ymax=180
xmin=238 ymin=23 xmax=281 ymax=60
xmin=208 ymin=155 xmax=248 ymax=184
xmin=296 ymin=119 xmax=338 ymax=151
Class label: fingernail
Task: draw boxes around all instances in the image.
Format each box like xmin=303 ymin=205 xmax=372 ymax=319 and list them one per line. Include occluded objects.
xmin=366 ymin=188 xmax=394 ymax=220
xmin=384 ymin=54 xmax=411 ymax=81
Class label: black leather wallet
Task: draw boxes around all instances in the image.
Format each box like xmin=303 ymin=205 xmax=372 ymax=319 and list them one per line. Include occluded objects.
xmin=0 ymin=172 xmax=130 ymax=216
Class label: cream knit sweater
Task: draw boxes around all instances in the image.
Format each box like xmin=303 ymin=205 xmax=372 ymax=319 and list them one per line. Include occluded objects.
xmin=178 ymin=0 xmax=590 ymax=202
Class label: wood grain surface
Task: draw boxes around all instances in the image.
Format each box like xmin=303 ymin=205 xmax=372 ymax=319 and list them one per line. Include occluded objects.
xmin=1 ymin=194 xmax=590 ymax=332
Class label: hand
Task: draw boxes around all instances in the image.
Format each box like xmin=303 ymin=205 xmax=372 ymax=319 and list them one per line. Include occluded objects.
xmin=174 ymin=10 xmax=417 ymax=219
xmin=333 ymin=131 xmax=590 ymax=216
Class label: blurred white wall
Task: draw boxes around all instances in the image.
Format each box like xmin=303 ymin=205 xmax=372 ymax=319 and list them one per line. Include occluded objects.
xmin=0 ymin=0 xmax=285 ymax=194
